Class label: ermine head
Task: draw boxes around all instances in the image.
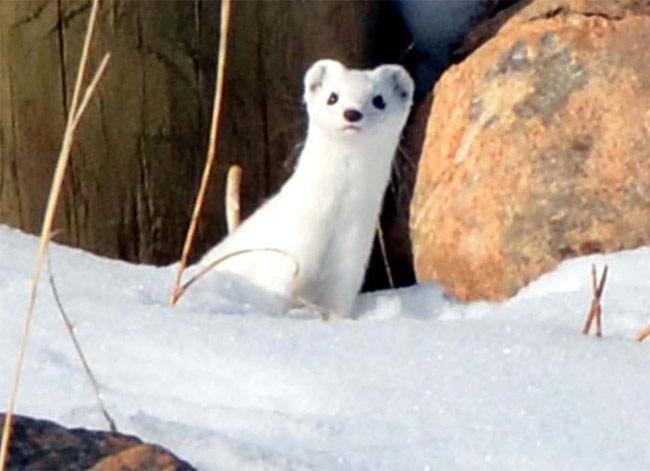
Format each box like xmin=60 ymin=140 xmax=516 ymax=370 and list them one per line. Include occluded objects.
xmin=303 ymin=60 xmax=414 ymax=143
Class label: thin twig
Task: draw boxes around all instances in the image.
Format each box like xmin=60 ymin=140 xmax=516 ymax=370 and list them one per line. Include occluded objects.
xmin=47 ymin=255 xmax=117 ymax=432
xmin=582 ymin=264 xmax=608 ymax=337
xmin=0 ymin=0 xmax=105 ymax=466
xmin=173 ymin=248 xmax=300 ymax=304
xmin=225 ymin=164 xmax=242 ymax=234
xmin=376 ymin=220 xmax=395 ymax=289
xmin=173 ymin=246 xmax=340 ymax=320
xmin=398 ymin=41 xmax=416 ymax=63
xmin=71 ymin=53 xmax=111 ymax=131
xmin=170 ymin=0 xmax=232 ymax=305
xmin=396 ymin=144 xmax=417 ymax=172
xmin=636 ymin=323 xmax=650 ymax=342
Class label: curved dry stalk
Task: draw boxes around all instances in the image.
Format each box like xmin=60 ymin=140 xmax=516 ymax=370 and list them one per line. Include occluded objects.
xmin=47 ymin=256 xmax=116 ymax=432
xmin=636 ymin=323 xmax=650 ymax=342
xmin=172 ymin=248 xmax=300 ymax=304
xmin=225 ymin=164 xmax=242 ymax=234
xmin=376 ymin=219 xmax=395 ymax=289
xmin=173 ymin=248 xmax=339 ymax=320
xmin=0 ymin=0 xmax=105 ymax=466
xmin=170 ymin=0 xmax=232 ymax=305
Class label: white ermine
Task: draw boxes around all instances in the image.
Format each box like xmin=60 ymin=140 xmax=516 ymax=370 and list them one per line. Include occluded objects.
xmin=197 ymin=59 xmax=414 ymax=318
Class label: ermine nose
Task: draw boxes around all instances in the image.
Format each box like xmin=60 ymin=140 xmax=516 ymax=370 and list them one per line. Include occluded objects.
xmin=343 ymin=109 xmax=363 ymax=123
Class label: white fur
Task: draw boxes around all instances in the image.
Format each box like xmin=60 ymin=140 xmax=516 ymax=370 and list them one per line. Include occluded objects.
xmin=197 ymin=59 xmax=414 ymax=318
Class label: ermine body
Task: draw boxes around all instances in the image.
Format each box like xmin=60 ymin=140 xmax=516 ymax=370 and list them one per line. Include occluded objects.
xmin=198 ymin=59 xmax=414 ymax=317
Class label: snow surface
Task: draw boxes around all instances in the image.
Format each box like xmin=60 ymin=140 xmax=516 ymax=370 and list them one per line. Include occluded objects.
xmin=1 ymin=224 xmax=649 ymax=470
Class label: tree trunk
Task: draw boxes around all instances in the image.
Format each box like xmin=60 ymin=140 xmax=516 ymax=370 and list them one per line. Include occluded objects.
xmin=0 ymin=0 xmax=380 ymax=265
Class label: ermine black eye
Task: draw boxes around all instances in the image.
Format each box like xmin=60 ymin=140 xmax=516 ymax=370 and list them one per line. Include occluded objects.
xmin=327 ymin=92 xmax=338 ymax=105
xmin=372 ymin=95 xmax=386 ymax=110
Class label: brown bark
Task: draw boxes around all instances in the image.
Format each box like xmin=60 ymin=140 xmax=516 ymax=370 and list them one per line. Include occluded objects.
xmin=0 ymin=0 xmax=380 ymax=264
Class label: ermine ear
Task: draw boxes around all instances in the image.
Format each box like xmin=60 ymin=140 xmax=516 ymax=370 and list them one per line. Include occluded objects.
xmin=303 ymin=59 xmax=345 ymax=98
xmin=373 ymin=64 xmax=414 ymax=103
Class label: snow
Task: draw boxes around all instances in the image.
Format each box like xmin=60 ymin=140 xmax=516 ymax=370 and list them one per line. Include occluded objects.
xmin=1 ymin=224 xmax=649 ymax=470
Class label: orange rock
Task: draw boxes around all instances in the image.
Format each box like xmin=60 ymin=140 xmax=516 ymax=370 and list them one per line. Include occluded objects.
xmin=410 ymin=0 xmax=650 ymax=301
xmin=91 ymin=444 xmax=193 ymax=471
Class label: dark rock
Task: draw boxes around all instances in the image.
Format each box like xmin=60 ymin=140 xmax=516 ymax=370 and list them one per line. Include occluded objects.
xmin=0 ymin=413 xmax=195 ymax=470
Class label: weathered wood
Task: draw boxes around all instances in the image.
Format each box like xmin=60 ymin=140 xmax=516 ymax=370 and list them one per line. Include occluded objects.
xmin=0 ymin=0 xmax=220 ymax=263
xmin=0 ymin=0 xmax=380 ymax=264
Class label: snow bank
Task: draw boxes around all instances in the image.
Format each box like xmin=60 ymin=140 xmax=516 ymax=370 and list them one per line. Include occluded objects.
xmin=1 ymin=225 xmax=649 ymax=470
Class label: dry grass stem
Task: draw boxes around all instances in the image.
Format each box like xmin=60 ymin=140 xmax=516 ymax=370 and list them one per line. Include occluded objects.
xmin=71 ymin=53 xmax=111 ymax=130
xmin=376 ymin=220 xmax=395 ymax=289
xmin=170 ymin=0 xmax=232 ymax=306
xmin=173 ymin=247 xmax=337 ymax=320
xmin=581 ymin=264 xmax=608 ymax=337
xmin=173 ymin=248 xmax=336 ymax=320
xmin=47 ymin=256 xmax=117 ymax=432
xmin=226 ymin=164 xmax=242 ymax=234
xmin=0 ymin=0 xmax=105 ymax=466
xmin=173 ymin=248 xmax=300 ymax=304
xmin=636 ymin=323 xmax=650 ymax=342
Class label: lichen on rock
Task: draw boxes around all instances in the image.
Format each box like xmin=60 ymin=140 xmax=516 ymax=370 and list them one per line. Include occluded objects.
xmin=410 ymin=0 xmax=650 ymax=301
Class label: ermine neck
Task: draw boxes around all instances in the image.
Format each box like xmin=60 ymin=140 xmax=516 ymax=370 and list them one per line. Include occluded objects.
xmin=295 ymin=125 xmax=398 ymax=177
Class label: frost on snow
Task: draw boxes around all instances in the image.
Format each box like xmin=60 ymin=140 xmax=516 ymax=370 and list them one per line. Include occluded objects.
xmin=1 ymin=225 xmax=649 ymax=470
